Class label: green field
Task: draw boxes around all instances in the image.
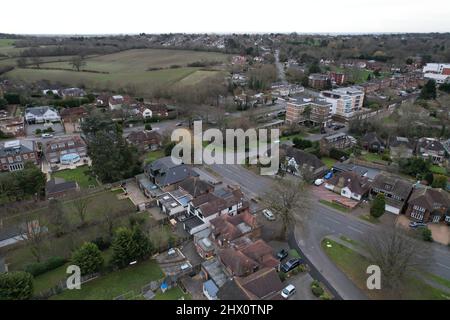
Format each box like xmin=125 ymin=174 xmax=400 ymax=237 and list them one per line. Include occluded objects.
xmin=52 ymin=165 xmax=98 ymax=188
xmin=5 ymin=49 xmax=229 ymax=95
xmin=322 ymin=238 xmax=449 ymax=300
xmin=51 ymin=259 xmax=164 ymax=300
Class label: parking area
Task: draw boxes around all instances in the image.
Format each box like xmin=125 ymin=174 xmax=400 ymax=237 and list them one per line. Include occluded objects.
xmin=313 ymin=184 xmax=360 ymax=209
xmin=283 ymin=272 xmax=318 ymax=300
xmin=397 ymin=215 xmax=450 ymax=245
xmin=26 ymin=122 xmax=64 ymax=136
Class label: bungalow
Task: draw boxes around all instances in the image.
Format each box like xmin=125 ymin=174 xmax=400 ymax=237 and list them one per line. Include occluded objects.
xmin=136 ymin=103 xmax=169 ymax=119
xmin=209 ymin=211 xmax=261 ymax=246
xmin=126 ymin=130 xmax=162 ymax=152
xmin=218 ymin=239 xmax=278 ymax=277
xmin=281 ymin=146 xmax=328 ymax=180
xmin=108 ymin=95 xmax=133 ymax=110
xmin=218 ymin=267 xmax=283 ymax=300
xmin=361 ymin=132 xmax=385 ymax=153
xmin=25 ymin=106 xmax=61 ymax=124
xmin=60 ymin=88 xmax=86 ymax=99
xmin=406 ymin=187 xmax=450 ymax=224
xmin=325 ymin=171 xmax=371 ymax=201
xmin=371 ymin=174 xmax=413 ymax=215
xmin=388 ymin=136 xmax=415 ymax=159
xmin=416 ymin=138 xmax=446 ymax=164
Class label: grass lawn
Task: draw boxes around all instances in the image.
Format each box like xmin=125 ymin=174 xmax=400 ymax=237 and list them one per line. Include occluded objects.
xmin=52 ymin=165 xmax=98 ymax=188
xmin=361 ymin=152 xmax=384 ymax=163
xmin=359 ymin=214 xmax=380 ymax=224
xmin=320 ymin=157 xmax=336 ymax=168
xmin=322 ymin=238 xmax=449 ymax=300
xmin=280 ymin=133 xmax=307 ymax=142
xmin=145 ymin=149 xmax=165 ymax=164
xmin=51 ymin=259 xmax=164 ymax=300
xmin=319 ymin=199 xmax=350 ymax=213
xmin=430 ymin=165 xmax=447 ymax=175
xmin=154 ymin=287 xmax=192 ymax=300
xmin=288 ymin=249 xmax=301 ymax=258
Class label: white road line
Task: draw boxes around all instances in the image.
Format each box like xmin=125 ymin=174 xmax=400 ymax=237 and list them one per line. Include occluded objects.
xmin=324 ymin=217 xmax=341 ymax=225
xmin=347 ymin=226 xmax=364 ymax=234
xmin=437 ymin=263 xmax=450 ymax=270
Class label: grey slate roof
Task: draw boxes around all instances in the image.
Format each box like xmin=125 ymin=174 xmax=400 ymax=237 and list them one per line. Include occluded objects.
xmin=46 ymin=178 xmax=78 ymax=195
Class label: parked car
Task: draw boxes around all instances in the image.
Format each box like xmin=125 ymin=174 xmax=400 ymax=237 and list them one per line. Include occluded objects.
xmin=263 ymin=209 xmax=275 ymax=221
xmin=281 ymin=284 xmax=296 ymax=299
xmin=314 ymin=178 xmax=324 ymax=186
xmin=276 ymin=249 xmax=289 ymax=260
xmin=409 ymin=221 xmax=427 ymax=229
xmin=280 ymin=258 xmax=302 ymax=273
xmin=41 ymin=133 xmax=53 ymax=138
xmin=175 ymin=122 xmax=184 ymax=127
xmin=324 ymin=172 xmax=333 ymax=180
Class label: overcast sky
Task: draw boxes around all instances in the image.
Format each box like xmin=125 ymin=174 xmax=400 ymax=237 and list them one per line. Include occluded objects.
xmin=1 ymin=0 xmax=449 ymax=34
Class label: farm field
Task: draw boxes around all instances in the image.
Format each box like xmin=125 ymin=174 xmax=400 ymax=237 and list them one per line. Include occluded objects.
xmin=4 ymin=49 xmax=230 ymax=95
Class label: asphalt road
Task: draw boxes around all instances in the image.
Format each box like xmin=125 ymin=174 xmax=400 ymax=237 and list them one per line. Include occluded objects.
xmin=205 ymin=164 xmax=450 ymax=299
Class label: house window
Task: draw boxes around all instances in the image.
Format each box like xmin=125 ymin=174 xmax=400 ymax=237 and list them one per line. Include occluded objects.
xmin=410 ymin=211 xmax=424 ymax=221
xmin=432 ymin=215 xmax=441 ymax=223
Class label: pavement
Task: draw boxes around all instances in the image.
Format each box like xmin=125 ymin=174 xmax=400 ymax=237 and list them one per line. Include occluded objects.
xmin=205 ymin=163 xmax=450 ymax=300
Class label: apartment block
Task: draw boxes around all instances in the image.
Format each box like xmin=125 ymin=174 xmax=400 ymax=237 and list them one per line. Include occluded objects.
xmin=285 ymin=94 xmax=332 ymax=127
xmin=320 ymin=86 xmax=364 ymax=119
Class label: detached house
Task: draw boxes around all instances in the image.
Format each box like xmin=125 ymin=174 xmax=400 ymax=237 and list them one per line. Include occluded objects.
xmin=406 ymin=187 xmax=450 ymax=224
xmin=371 ymin=174 xmax=413 ymax=215
xmin=361 ymin=132 xmax=385 ymax=153
xmin=25 ymin=106 xmax=61 ymax=124
xmin=281 ymin=146 xmax=328 ymax=180
xmin=135 ymin=103 xmax=169 ymax=119
xmin=144 ymin=156 xmax=198 ymax=189
xmin=108 ymin=95 xmax=133 ymax=110
xmin=416 ymin=138 xmax=446 ymax=164
xmin=0 ymin=140 xmax=38 ymax=172
xmin=325 ymin=171 xmax=371 ymax=201
xmin=388 ymin=136 xmax=415 ymax=159
xmin=126 ymin=130 xmax=162 ymax=152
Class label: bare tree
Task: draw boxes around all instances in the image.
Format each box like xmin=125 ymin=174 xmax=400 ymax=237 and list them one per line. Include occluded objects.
xmin=72 ymin=193 xmax=91 ymax=226
xmin=31 ymin=56 xmax=43 ymax=69
xmin=364 ymin=224 xmax=431 ymax=292
xmin=20 ymin=219 xmax=47 ymax=263
xmin=70 ymin=55 xmax=86 ymax=72
xmin=263 ymin=177 xmax=311 ymax=239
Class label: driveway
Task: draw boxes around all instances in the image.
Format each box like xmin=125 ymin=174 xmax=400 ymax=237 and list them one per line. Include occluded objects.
xmin=26 ymin=122 xmax=64 ymax=136
xmin=313 ymin=185 xmax=360 ymax=209
xmin=283 ymin=272 xmax=318 ymax=300
xmin=124 ymin=181 xmax=149 ymax=206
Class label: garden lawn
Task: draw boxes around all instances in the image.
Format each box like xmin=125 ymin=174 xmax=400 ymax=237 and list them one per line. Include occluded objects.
xmin=280 ymin=133 xmax=307 ymax=142
xmin=362 ymin=152 xmax=384 ymax=163
xmin=51 ymin=259 xmax=164 ymax=300
xmin=322 ymin=238 xmax=449 ymax=300
xmin=52 ymin=165 xmax=98 ymax=188
xmin=430 ymin=165 xmax=447 ymax=175
xmin=154 ymin=287 xmax=192 ymax=300
xmin=320 ymin=157 xmax=336 ymax=168
xmin=145 ymin=149 xmax=165 ymax=164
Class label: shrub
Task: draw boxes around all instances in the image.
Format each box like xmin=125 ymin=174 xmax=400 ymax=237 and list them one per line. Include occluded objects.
xmin=320 ymin=292 xmax=332 ymax=300
xmin=370 ymin=194 xmax=386 ymax=218
xmin=24 ymin=256 xmax=67 ymax=277
xmin=278 ymin=272 xmax=286 ymax=282
xmin=0 ymin=271 xmax=34 ymax=300
xmin=422 ymin=228 xmax=433 ymax=242
xmin=145 ymin=123 xmax=152 ymax=131
xmin=329 ymin=148 xmax=348 ymax=160
xmin=91 ymin=237 xmax=111 ymax=251
xmin=311 ymin=285 xmax=324 ymax=297
xmin=71 ymin=242 xmax=104 ymax=275
xmin=35 ymin=128 xmax=42 ymax=134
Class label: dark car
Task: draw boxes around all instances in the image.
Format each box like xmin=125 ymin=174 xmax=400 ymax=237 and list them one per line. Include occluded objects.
xmin=280 ymin=258 xmax=302 ymax=273
xmin=276 ymin=249 xmax=289 ymax=260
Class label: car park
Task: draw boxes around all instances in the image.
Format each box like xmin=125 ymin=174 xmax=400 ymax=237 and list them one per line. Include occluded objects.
xmin=263 ymin=209 xmax=275 ymax=221
xmin=281 ymin=284 xmax=296 ymax=299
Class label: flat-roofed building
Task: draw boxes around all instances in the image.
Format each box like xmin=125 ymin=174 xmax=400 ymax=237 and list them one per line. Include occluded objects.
xmin=285 ymin=94 xmax=332 ymax=127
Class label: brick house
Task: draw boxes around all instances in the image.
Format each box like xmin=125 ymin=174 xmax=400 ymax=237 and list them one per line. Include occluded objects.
xmin=126 ymin=130 xmax=162 ymax=152
xmin=0 ymin=140 xmax=38 ymax=172
xmin=406 ymin=187 xmax=450 ymax=224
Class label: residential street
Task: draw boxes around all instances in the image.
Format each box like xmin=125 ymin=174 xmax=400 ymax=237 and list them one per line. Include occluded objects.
xmin=204 ymin=164 xmax=450 ymax=300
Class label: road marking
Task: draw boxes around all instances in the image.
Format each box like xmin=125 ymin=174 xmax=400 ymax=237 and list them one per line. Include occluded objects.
xmin=324 ymin=217 xmax=341 ymax=225
xmin=437 ymin=263 xmax=450 ymax=270
xmin=347 ymin=226 xmax=364 ymax=234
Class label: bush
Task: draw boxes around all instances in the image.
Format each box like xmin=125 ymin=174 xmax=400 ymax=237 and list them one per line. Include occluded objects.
xmin=329 ymin=148 xmax=348 ymax=160
xmin=370 ymin=194 xmax=386 ymax=218
xmin=91 ymin=237 xmax=111 ymax=251
xmin=35 ymin=128 xmax=42 ymax=134
xmin=71 ymin=242 xmax=104 ymax=275
xmin=311 ymin=285 xmax=324 ymax=297
xmin=145 ymin=124 xmax=152 ymax=131
xmin=422 ymin=228 xmax=433 ymax=242
xmin=278 ymin=272 xmax=286 ymax=282
xmin=320 ymin=292 xmax=332 ymax=300
xmin=24 ymin=256 xmax=67 ymax=277
xmin=0 ymin=271 xmax=34 ymax=300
